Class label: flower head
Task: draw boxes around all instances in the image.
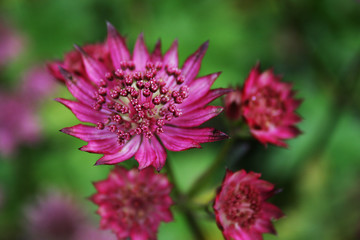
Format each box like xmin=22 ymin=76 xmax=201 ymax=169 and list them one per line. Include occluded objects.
xmin=24 ymin=191 xmax=86 ymax=240
xmin=50 ymin=22 xmax=229 ymax=170
xmin=90 ymin=166 xmax=173 ymax=240
xmin=213 ymin=170 xmax=284 ymax=240
xmin=21 ymin=66 xmax=57 ymax=102
xmin=241 ymin=64 xmax=302 ymax=147
xmin=0 ymin=65 xmax=55 ymax=157
xmin=24 ymin=190 xmax=116 ymax=240
xmin=0 ymin=92 xmax=41 ymax=157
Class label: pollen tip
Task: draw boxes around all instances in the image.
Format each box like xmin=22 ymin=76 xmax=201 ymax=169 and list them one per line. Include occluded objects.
xmin=106 ymin=21 xmax=118 ymax=36
xmin=106 ymin=20 xmax=113 ymax=28
xmin=200 ymin=40 xmax=209 ymax=51
xmin=74 ymin=44 xmax=87 ymax=56
xmin=216 ymin=107 xmax=224 ymax=113
xmin=58 ymin=66 xmax=74 ymax=81
xmin=212 ymin=130 xmax=229 ymax=140
xmin=94 ymin=160 xmax=103 ymax=166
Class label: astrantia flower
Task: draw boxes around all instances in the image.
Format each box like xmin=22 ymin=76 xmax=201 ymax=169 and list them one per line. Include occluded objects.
xmin=24 ymin=190 xmax=116 ymax=240
xmin=0 ymin=92 xmax=41 ymax=157
xmin=213 ymin=170 xmax=284 ymax=240
xmin=241 ymin=64 xmax=302 ymax=147
xmin=0 ymin=66 xmax=55 ymax=157
xmin=90 ymin=166 xmax=173 ymax=240
xmin=50 ymin=22 xmax=229 ymax=170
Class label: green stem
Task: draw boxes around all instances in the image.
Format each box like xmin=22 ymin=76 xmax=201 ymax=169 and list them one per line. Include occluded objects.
xmin=164 ymin=160 xmax=206 ymax=240
xmin=187 ymin=139 xmax=234 ymax=199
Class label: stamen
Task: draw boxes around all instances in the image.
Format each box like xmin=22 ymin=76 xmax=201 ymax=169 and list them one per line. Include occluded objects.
xmin=93 ymin=61 xmax=191 ymax=145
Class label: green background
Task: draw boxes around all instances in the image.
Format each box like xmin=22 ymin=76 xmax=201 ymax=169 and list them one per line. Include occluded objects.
xmin=0 ymin=0 xmax=360 ymax=239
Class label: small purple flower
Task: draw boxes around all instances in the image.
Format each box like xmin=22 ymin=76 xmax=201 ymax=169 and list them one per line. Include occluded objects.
xmin=20 ymin=66 xmax=57 ymax=102
xmin=50 ymin=22 xmax=230 ymax=170
xmin=0 ymin=92 xmax=41 ymax=157
xmin=0 ymin=65 xmax=56 ymax=157
xmin=0 ymin=20 xmax=24 ymax=66
xmin=24 ymin=190 xmax=116 ymax=240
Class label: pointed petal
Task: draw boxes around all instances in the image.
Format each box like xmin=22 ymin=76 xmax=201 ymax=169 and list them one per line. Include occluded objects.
xmin=162 ymin=125 xmax=228 ymax=145
xmin=184 ymin=72 xmax=221 ymax=103
xmin=181 ymin=41 xmax=208 ymax=85
xmin=61 ymin=124 xmax=115 ymax=141
xmin=170 ymin=106 xmax=223 ymax=127
xmin=135 ymin=137 xmax=167 ymax=170
xmin=80 ymin=138 xmax=120 ymax=154
xmin=130 ymin=228 xmax=149 ymax=240
xmin=163 ymin=39 xmax=178 ymax=68
xmin=254 ymin=218 xmax=277 ymax=235
xmin=106 ymin=22 xmax=130 ymax=69
xmin=47 ymin=61 xmax=66 ymax=82
xmin=181 ymin=88 xmax=232 ymax=112
xmin=95 ymin=135 xmax=141 ymax=165
xmin=150 ymin=137 xmax=167 ymax=171
xmin=133 ymin=33 xmax=149 ymax=71
xmin=151 ymin=39 xmax=162 ymax=62
xmin=59 ymin=67 xmax=96 ymax=105
xmin=56 ymin=98 xmax=107 ymax=124
xmin=158 ymin=208 xmax=173 ymax=222
xmin=243 ymin=63 xmax=261 ymax=96
xmin=261 ymin=202 xmax=285 ymax=220
xmin=158 ymin=132 xmax=200 ymax=152
xmin=134 ymin=137 xmax=153 ymax=170
xmin=271 ymin=126 xmax=301 ymax=139
xmin=251 ymin=129 xmax=288 ymax=147
xmin=253 ymin=179 xmax=275 ymax=195
xmin=76 ymin=45 xmax=107 ymax=86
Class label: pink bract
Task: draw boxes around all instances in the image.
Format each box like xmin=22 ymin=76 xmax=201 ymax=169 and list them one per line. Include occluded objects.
xmin=213 ymin=169 xmax=284 ymax=240
xmin=241 ymin=64 xmax=302 ymax=147
xmin=90 ymin=166 xmax=173 ymax=240
xmin=224 ymin=87 xmax=242 ymax=121
xmin=50 ymin=22 xmax=229 ymax=170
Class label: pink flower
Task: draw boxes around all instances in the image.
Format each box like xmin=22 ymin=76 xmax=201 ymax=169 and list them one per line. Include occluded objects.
xmin=0 ymin=20 xmax=24 ymax=66
xmin=90 ymin=166 xmax=173 ymax=240
xmin=213 ymin=170 xmax=284 ymax=240
xmin=241 ymin=64 xmax=302 ymax=147
xmin=24 ymin=190 xmax=116 ymax=240
xmin=224 ymin=87 xmax=242 ymax=121
xmin=0 ymin=92 xmax=41 ymax=157
xmin=20 ymin=66 xmax=57 ymax=102
xmin=51 ymin=22 xmax=229 ymax=170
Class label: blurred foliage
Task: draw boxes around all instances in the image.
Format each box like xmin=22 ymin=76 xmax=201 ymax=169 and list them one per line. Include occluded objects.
xmin=0 ymin=0 xmax=360 ymax=239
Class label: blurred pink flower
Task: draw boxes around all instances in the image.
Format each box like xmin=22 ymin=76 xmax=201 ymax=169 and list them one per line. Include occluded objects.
xmin=0 ymin=93 xmax=41 ymax=157
xmin=0 ymin=20 xmax=24 ymax=66
xmin=91 ymin=166 xmax=173 ymax=240
xmin=0 ymin=65 xmax=56 ymax=157
xmin=241 ymin=64 xmax=302 ymax=147
xmin=51 ymin=22 xmax=229 ymax=170
xmin=24 ymin=190 xmax=116 ymax=240
xmin=213 ymin=170 xmax=284 ymax=240
xmin=20 ymin=66 xmax=57 ymax=102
